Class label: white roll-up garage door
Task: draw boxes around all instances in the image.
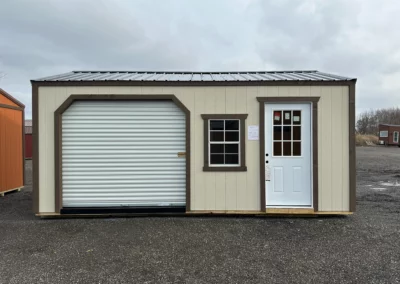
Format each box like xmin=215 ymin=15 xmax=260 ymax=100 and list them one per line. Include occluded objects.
xmin=62 ymin=100 xmax=186 ymax=208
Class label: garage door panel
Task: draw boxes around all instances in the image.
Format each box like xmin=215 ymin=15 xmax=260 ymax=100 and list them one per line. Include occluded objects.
xmin=62 ymin=100 xmax=186 ymax=208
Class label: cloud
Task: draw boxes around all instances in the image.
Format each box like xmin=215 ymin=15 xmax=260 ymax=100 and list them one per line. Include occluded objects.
xmin=1 ymin=0 xmax=400 ymax=118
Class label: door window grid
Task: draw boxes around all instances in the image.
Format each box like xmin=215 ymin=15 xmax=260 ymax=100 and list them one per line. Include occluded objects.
xmin=209 ymin=119 xmax=240 ymax=166
xmin=394 ymin=131 xmax=399 ymax=143
xmin=272 ymin=110 xmax=302 ymax=157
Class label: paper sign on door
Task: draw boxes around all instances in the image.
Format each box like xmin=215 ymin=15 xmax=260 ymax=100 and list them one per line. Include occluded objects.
xmin=265 ymin=165 xmax=271 ymax=181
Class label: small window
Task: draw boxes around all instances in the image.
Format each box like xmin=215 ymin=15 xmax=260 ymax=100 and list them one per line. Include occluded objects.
xmin=273 ymin=110 xmax=302 ymax=157
xmin=380 ymin=130 xmax=388 ymax=138
xmin=394 ymin=131 xmax=399 ymax=143
xmin=202 ymin=114 xmax=248 ymax=171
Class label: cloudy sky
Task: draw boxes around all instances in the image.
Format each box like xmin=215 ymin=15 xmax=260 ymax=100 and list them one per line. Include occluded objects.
xmin=1 ymin=0 xmax=399 ymax=118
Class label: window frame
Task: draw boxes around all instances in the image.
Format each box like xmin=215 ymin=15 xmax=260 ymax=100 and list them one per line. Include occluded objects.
xmin=380 ymin=130 xmax=388 ymax=138
xmin=271 ymin=109 xmax=303 ymax=157
xmin=394 ymin=131 xmax=399 ymax=143
xmin=202 ymin=114 xmax=248 ymax=172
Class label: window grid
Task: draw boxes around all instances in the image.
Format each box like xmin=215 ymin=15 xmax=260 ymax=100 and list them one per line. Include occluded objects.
xmin=272 ymin=110 xmax=302 ymax=157
xmin=209 ymin=119 xmax=240 ymax=166
xmin=394 ymin=131 xmax=399 ymax=143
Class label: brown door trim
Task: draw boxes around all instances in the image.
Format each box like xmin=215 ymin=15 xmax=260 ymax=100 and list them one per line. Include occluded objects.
xmin=257 ymin=97 xmax=320 ymax=211
xmin=54 ymin=94 xmax=191 ymax=213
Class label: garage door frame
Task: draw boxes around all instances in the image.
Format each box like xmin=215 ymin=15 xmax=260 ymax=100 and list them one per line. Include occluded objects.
xmin=54 ymin=94 xmax=191 ymax=213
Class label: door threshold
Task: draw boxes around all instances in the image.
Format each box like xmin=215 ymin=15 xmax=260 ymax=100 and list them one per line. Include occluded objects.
xmin=265 ymin=208 xmax=315 ymax=214
xmin=266 ymin=206 xmax=313 ymax=209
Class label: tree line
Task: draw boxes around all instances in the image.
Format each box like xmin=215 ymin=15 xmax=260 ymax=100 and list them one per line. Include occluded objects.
xmin=356 ymin=107 xmax=400 ymax=135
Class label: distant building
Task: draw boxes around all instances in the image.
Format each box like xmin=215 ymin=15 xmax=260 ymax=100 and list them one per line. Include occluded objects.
xmin=25 ymin=119 xmax=32 ymax=159
xmin=378 ymin=124 xmax=400 ymax=146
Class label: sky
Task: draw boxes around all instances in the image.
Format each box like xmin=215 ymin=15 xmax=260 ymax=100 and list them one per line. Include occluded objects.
xmin=1 ymin=0 xmax=400 ymax=119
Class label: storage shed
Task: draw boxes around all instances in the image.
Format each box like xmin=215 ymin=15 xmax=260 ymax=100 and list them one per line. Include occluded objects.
xmin=378 ymin=124 xmax=400 ymax=146
xmin=31 ymin=70 xmax=356 ymax=216
xmin=0 ymin=88 xmax=25 ymax=196
xmin=25 ymin=119 xmax=33 ymax=159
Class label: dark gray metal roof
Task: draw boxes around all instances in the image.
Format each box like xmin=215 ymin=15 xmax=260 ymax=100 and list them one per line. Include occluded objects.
xmin=33 ymin=70 xmax=355 ymax=82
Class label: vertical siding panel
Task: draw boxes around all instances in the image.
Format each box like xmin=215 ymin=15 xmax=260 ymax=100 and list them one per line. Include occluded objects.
xmin=331 ymin=87 xmax=343 ymax=210
xmin=245 ymin=86 xmax=259 ymax=210
xmin=97 ymin=86 xmax=112 ymax=94
xmin=268 ymin=86 xmax=279 ymax=98
xmin=278 ymin=86 xmax=289 ymax=97
xmin=320 ymin=87 xmax=332 ymax=211
xmin=214 ymin=87 xmax=226 ymax=210
xmin=38 ymin=88 xmax=48 ymax=211
xmin=225 ymin=88 xmax=237 ymax=210
xmin=236 ymin=87 xmax=247 ymax=210
xmin=299 ymin=86 xmax=311 ymax=97
xmin=342 ymin=86 xmax=350 ymax=211
xmin=164 ymin=87 xmax=196 ymax=210
xmin=288 ymin=86 xmax=300 ymax=97
xmin=311 ymin=86 xmax=323 ymax=210
xmin=0 ymin=106 xmax=23 ymax=192
xmin=194 ymin=87 xmax=206 ymax=210
xmin=204 ymin=88 xmax=217 ymax=210
xmin=0 ymin=108 xmax=3 ymax=190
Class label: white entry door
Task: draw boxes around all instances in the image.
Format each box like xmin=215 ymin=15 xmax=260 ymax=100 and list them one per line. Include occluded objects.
xmin=265 ymin=103 xmax=312 ymax=207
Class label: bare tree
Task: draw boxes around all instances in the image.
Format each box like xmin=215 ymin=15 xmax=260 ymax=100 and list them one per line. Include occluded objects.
xmin=357 ymin=107 xmax=400 ymax=135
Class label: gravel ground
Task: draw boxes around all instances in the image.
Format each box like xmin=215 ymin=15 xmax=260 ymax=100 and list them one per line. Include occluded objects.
xmin=0 ymin=150 xmax=399 ymax=284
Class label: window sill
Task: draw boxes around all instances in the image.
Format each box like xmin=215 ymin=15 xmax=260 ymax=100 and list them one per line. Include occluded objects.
xmin=203 ymin=166 xmax=247 ymax=172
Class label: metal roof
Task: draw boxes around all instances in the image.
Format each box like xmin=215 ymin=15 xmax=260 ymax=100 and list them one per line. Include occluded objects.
xmin=379 ymin=124 xmax=400 ymax=127
xmin=33 ymin=70 xmax=355 ymax=82
xmin=0 ymin=88 xmax=25 ymax=108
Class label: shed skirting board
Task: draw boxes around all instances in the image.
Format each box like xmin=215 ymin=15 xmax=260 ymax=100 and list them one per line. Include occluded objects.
xmin=35 ymin=211 xmax=353 ymax=218
xmin=33 ymin=84 xmax=354 ymax=215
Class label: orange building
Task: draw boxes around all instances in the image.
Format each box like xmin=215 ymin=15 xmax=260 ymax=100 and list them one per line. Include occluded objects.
xmin=0 ymin=88 xmax=25 ymax=196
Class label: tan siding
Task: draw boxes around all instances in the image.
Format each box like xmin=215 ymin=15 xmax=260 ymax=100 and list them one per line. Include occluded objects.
xmin=235 ymin=87 xmax=248 ymax=210
xmin=203 ymin=88 xmax=217 ymax=210
xmin=341 ymin=86 xmax=350 ymax=211
xmin=214 ymin=87 xmax=226 ymax=210
xmin=225 ymin=88 xmax=237 ymax=210
xmin=320 ymin=87 xmax=333 ymax=211
xmin=331 ymin=87 xmax=343 ymax=210
xmin=193 ymin=88 xmax=206 ymax=210
xmin=245 ymin=87 xmax=260 ymax=210
xmin=311 ymin=86 xmax=323 ymax=209
xmin=37 ymin=85 xmax=351 ymax=213
xmin=163 ymin=87 xmax=197 ymax=209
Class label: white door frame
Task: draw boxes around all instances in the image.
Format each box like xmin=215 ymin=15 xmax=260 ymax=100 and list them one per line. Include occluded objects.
xmin=257 ymin=97 xmax=320 ymax=212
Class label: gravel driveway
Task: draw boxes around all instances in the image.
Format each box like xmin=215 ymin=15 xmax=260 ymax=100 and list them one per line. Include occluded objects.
xmin=0 ymin=148 xmax=399 ymax=283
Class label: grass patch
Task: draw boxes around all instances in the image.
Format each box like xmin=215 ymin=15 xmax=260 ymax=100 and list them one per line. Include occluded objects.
xmin=356 ymin=134 xmax=378 ymax=146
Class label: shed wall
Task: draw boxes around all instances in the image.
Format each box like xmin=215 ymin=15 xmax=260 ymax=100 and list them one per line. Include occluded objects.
xmin=25 ymin=134 xmax=33 ymax=159
xmin=0 ymin=107 xmax=24 ymax=192
xmin=0 ymin=95 xmax=19 ymax=107
xmin=37 ymin=86 xmax=350 ymax=213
